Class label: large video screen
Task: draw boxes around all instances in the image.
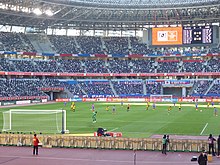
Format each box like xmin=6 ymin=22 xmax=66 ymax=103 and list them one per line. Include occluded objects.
xmin=152 ymin=27 xmax=183 ymax=45
xmin=183 ymin=26 xmax=213 ymax=44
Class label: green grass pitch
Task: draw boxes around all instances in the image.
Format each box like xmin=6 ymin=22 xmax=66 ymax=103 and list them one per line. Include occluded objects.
xmin=0 ymin=102 xmax=219 ymax=138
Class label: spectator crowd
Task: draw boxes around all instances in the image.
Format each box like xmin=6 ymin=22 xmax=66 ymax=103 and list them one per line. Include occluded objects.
xmin=1 ymin=32 xmax=219 ymax=56
xmin=0 ymin=58 xmax=220 ymax=74
xmin=0 ymin=32 xmax=219 ymax=99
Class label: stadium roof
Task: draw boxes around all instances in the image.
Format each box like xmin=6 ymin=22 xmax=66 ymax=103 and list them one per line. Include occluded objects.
xmin=0 ymin=0 xmax=219 ymax=30
xmin=65 ymin=0 xmax=219 ymax=8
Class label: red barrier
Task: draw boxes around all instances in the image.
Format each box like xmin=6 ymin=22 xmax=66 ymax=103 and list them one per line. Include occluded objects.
xmin=94 ymin=132 xmax=122 ymax=137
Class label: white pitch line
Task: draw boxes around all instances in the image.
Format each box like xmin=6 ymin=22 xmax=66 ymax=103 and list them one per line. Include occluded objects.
xmin=200 ymin=123 xmax=208 ymax=135
xmin=108 ymin=127 xmax=118 ymax=132
xmin=0 ymin=155 xmax=208 ymax=164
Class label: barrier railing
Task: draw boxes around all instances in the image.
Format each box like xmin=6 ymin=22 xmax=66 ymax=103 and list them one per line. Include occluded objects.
xmin=0 ymin=134 xmax=212 ymax=152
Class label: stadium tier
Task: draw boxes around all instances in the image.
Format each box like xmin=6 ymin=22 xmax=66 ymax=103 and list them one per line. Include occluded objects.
xmin=1 ymin=78 xmax=220 ymax=100
xmin=1 ymin=57 xmax=220 ymax=74
xmin=0 ymin=32 xmax=219 ymax=56
xmin=0 ymin=30 xmax=219 ymax=101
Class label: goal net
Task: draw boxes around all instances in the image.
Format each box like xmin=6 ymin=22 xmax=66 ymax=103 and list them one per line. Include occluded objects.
xmin=150 ymin=95 xmax=173 ymax=102
xmin=2 ymin=109 xmax=67 ymax=134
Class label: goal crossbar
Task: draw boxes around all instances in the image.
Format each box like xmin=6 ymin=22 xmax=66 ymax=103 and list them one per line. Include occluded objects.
xmin=6 ymin=109 xmax=65 ymax=114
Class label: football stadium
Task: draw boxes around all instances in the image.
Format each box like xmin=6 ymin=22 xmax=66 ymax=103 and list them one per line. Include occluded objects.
xmin=0 ymin=0 xmax=220 ymax=164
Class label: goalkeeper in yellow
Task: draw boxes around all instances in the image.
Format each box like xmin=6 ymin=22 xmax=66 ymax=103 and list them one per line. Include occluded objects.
xmin=71 ymin=102 xmax=76 ymax=112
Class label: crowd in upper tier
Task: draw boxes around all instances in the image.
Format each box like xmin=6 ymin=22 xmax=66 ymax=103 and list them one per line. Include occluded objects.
xmin=0 ymin=58 xmax=220 ymax=73
xmin=0 ymin=32 xmax=219 ymax=55
xmin=0 ymin=32 xmax=36 ymax=52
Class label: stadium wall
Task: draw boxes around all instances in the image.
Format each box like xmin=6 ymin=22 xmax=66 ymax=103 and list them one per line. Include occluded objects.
xmin=0 ymin=134 xmax=213 ymax=153
xmin=56 ymin=97 xmax=220 ymax=103
xmin=1 ymin=71 xmax=220 ymax=77
xmin=163 ymin=88 xmax=182 ymax=97
xmin=0 ymin=51 xmax=220 ymax=58
xmin=0 ymin=99 xmax=47 ymax=107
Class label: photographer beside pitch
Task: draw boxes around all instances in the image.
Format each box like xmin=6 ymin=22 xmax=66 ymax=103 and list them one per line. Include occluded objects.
xmin=198 ymin=150 xmax=208 ymax=165
xmin=208 ymin=134 xmax=216 ymax=156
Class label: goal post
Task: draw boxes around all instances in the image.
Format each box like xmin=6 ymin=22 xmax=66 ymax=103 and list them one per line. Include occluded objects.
xmin=2 ymin=109 xmax=67 ymax=134
xmin=150 ymin=95 xmax=173 ymax=102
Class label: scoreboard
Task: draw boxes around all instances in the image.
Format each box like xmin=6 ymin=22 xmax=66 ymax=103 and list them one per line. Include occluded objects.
xmin=152 ymin=27 xmax=182 ymax=45
xmin=183 ymin=26 xmax=213 ymax=44
xmin=151 ymin=26 xmax=214 ymax=46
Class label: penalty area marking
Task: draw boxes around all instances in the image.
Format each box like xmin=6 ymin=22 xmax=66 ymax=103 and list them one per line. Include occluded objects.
xmin=200 ymin=123 xmax=208 ymax=135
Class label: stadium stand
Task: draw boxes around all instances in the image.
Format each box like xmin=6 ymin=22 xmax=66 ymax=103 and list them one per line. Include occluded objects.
xmin=0 ymin=0 xmax=219 ymax=100
xmin=205 ymin=58 xmax=220 ymax=72
xmin=57 ymin=59 xmax=84 ymax=73
xmin=208 ymin=85 xmax=220 ymax=96
xmin=83 ymin=59 xmax=109 ymax=73
xmin=0 ymin=79 xmax=47 ymax=97
xmin=33 ymin=60 xmax=63 ymax=73
xmin=76 ymin=36 xmax=104 ymax=54
xmin=79 ymin=81 xmax=114 ymax=96
xmin=1 ymin=57 xmax=179 ymax=74
xmin=157 ymin=60 xmax=179 ymax=73
xmin=1 ymin=56 xmax=220 ymax=74
xmin=0 ymin=58 xmax=16 ymax=71
xmin=103 ymin=37 xmax=129 ymax=55
xmin=191 ymin=80 xmax=213 ymax=96
xmin=107 ymin=59 xmax=132 ymax=73
xmin=48 ymin=35 xmax=79 ymax=54
xmin=0 ymin=32 xmax=36 ymax=52
xmin=146 ymin=82 xmax=162 ymax=95
xmin=111 ymin=80 xmax=143 ymax=95
xmin=62 ymin=82 xmax=85 ymax=96
xmin=181 ymin=60 xmax=205 ymax=72
xmin=131 ymin=59 xmax=155 ymax=73
xmin=10 ymin=59 xmax=39 ymax=72
xmin=130 ymin=37 xmax=153 ymax=55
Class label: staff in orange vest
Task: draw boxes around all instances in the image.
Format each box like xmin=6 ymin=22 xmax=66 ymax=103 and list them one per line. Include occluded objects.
xmin=33 ymin=134 xmax=40 ymax=155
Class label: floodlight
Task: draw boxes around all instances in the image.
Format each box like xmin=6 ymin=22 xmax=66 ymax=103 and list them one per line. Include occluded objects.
xmin=33 ymin=8 xmax=42 ymax=15
xmin=45 ymin=10 xmax=53 ymax=16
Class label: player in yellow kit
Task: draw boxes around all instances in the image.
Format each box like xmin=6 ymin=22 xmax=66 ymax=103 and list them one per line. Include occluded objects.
xmin=146 ymin=102 xmax=150 ymax=110
xmin=207 ymin=102 xmax=210 ymax=108
xmin=168 ymin=106 xmax=171 ymax=115
xmin=178 ymin=104 xmax=182 ymax=112
xmin=71 ymin=102 xmax=76 ymax=112
xmin=106 ymin=106 xmax=109 ymax=112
